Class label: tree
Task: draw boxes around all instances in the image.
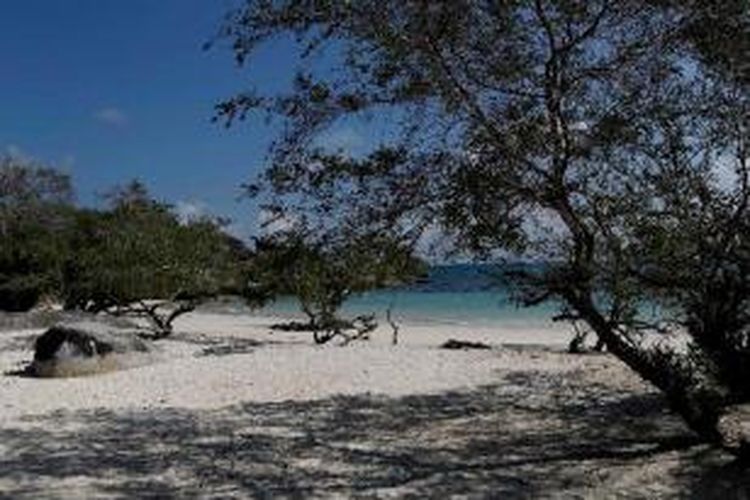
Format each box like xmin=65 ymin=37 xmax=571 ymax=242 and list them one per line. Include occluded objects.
xmin=0 ymin=156 xmax=75 ymax=311
xmin=247 ymin=228 xmax=424 ymax=344
xmin=675 ymin=0 xmax=749 ymax=86
xmin=62 ymin=181 xmax=247 ymax=338
xmin=213 ymin=1 xmax=750 ymax=454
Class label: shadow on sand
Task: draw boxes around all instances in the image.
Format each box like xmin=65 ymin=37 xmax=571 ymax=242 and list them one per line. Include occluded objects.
xmin=1 ymin=368 xmax=748 ymax=498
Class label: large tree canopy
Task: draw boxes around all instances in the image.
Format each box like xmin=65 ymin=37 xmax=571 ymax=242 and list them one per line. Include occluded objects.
xmin=0 ymin=156 xmax=75 ymax=310
xmin=62 ymin=180 xmax=247 ymax=337
xmin=215 ymin=0 xmax=750 ymax=454
xmin=0 ymin=161 xmax=249 ymax=336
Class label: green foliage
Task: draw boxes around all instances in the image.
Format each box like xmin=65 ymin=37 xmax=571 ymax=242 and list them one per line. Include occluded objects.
xmin=62 ymin=181 xmax=247 ymax=324
xmin=0 ymin=156 xmax=75 ymax=311
xmin=0 ymin=161 xmax=250 ymax=327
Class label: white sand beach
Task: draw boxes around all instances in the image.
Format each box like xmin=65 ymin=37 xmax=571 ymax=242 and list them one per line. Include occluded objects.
xmin=0 ymin=311 xmax=745 ymax=498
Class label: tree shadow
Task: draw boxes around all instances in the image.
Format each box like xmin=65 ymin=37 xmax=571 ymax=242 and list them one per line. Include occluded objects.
xmin=165 ymin=331 xmax=293 ymax=357
xmin=0 ymin=368 xmax=746 ymax=498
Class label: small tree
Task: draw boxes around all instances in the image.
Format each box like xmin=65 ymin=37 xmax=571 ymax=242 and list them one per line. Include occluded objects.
xmin=62 ymin=181 xmax=247 ymax=338
xmin=247 ymin=229 xmax=424 ymax=344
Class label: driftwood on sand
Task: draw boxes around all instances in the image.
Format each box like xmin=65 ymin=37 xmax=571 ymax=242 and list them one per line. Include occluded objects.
xmin=440 ymin=339 xmax=492 ymax=350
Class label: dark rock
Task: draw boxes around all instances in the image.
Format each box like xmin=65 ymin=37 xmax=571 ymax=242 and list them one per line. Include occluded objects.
xmin=440 ymin=339 xmax=492 ymax=350
xmin=31 ymin=322 xmax=153 ymax=377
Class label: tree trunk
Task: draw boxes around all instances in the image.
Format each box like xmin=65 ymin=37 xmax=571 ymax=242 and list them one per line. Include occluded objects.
xmin=573 ymin=294 xmax=749 ymax=456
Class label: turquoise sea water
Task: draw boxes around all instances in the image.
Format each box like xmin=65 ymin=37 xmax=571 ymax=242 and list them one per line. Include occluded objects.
xmin=241 ymin=264 xmax=561 ymax=328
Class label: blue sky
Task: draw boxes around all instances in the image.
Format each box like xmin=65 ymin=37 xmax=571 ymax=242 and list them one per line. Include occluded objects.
xmin=0 ymin=0 xmax=320 ymax=238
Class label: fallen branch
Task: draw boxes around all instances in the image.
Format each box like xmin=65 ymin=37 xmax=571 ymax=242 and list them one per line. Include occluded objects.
xmin=305 ymin=314 xmax=378 ymax=346
xmin=104 ymin=297 xmax=199 ymax=339
xmin=440 ymin=339 xmax=491 ymax=350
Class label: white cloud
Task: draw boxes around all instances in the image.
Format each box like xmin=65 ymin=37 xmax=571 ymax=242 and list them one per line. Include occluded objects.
xmin=258 ymin=208 xmax=298 ymax=235
xmin=4 ymin=144 xmax=31 ymax=162
xmin=3 ymin=145 xmax=76 ymax=171
xmin=94 ymin=107 xmax=128 ymax=127
xmin=225 ymin=220 xmax=252 ymax=242
xmin=175 ymin=200 xmax=208 ymax=224
xmin=570 ymin=120 xmax=590 ymax=132
xmin=315 ymin=126 xmax=366 ymax=154
xmin=712 ymin=152 xmax=748 ymax=193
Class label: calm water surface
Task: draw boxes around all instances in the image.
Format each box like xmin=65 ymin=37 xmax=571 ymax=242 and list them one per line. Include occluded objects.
xmin=212 ymin=264 xmax=562 ymax=328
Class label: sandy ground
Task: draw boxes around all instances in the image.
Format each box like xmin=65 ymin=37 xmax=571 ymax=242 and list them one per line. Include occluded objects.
xmin=0 ymin=311 xmax=747 ymax=498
